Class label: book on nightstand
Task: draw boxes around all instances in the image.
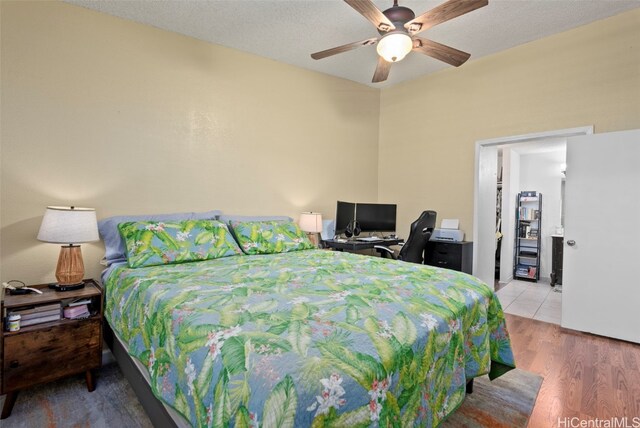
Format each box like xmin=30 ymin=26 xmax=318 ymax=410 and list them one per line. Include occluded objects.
xmin=20 ymin=309 xmax=61 ymax=320
xmin=9 ymin=303 xmax=62 ymax=327
xmin=21 ymin=314 xmax=62 ymax=327
xmin=63 ymin=304 xmax=90 ymax=319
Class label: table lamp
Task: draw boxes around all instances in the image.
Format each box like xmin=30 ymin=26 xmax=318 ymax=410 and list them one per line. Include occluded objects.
xmin=37 ymin=206 xmax=99 ymax=291
xmin=299 ymin=212 xmax=323 ymax=247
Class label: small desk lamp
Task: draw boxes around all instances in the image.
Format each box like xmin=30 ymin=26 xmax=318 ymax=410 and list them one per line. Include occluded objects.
xmin=299 ymin=212 xmax=323 ymax=248
xmin=37 ymin=206 xmax=99 ymax=291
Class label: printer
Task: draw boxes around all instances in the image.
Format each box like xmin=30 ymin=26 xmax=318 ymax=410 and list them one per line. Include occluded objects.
xmin=430 ymin=218 xmax=465 ymax=242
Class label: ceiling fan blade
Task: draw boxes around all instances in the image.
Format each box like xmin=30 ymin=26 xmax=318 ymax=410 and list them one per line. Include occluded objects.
xmin=344 ymin=0 xmax=396 ymax=32
xmin=405 ymin=0 xmax=488 ymax=35
xmin=413 ymin=37 xmax=470 ymax=67
xmin=311 ymin=38 xmax=378 ymax=60
xmin=372 ymin=56 xmax=392 ymax=83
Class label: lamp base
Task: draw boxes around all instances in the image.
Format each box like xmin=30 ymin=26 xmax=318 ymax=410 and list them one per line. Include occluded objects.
xmin=55 ymin=245 xmax=85 ymax=286
xmin=48 ymin=281 xmax=86 ymax=292
xmin=306 ymin=232 xmax=320 ymax=248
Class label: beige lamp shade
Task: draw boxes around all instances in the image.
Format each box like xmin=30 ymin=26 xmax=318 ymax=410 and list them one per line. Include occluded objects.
xmin=37 ymin=206 xmax=99 ymax=244
xmin=37 ymin=206 xmax=99 ymax=286
xmin=299 ymin=212 xmax=323 ymax=233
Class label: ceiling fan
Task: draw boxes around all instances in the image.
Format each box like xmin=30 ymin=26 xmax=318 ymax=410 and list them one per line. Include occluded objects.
xmin=311 ymin=0 xmax=488 ymax=83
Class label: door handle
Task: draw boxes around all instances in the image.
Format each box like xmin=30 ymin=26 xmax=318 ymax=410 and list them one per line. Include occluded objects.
xmin=567 ymin=240 xmax=576 ymax=246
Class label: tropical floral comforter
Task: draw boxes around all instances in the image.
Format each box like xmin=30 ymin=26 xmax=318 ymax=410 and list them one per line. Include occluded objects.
xmin=104 ymin=250 xmax=515 ymax=428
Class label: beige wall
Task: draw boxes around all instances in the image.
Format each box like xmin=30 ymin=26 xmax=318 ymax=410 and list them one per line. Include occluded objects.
xmin=2 ymin=2 xmax=639 ymax=285
xmin=379 ymin=8 xmax=640 ymax=237
xmin=0 ymin=1 xmax=380 ymax=283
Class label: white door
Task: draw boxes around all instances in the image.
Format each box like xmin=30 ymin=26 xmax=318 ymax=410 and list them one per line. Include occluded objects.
xmin=562 ymin=129 xmax=640 ymax=343
xmin=473 ymin=145 xmax=498 ymax=288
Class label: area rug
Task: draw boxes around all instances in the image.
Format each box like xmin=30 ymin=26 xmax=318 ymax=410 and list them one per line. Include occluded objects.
xmin=442 ymin=368 xmax=543 ymax=427
xmin=0 ymin=364 xmax=542 ymax=427
xmin=0 ymin=364 xmax=151 ymax=428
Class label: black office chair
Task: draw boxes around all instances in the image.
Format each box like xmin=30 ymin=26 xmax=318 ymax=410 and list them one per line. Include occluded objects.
xmin=375 ymin=210 xmax=437 ymax=264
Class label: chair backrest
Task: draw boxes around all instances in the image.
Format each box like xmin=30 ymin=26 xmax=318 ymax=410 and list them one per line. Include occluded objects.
xmin=398 ymin=210 xmax=437 ymax=264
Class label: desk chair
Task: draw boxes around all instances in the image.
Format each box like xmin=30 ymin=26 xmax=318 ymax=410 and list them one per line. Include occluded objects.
xmin=375 ymin=210 xmax=437 ymax=264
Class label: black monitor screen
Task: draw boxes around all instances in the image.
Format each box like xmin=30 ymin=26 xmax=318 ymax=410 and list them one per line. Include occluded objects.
xmin=356 ymin=203 xmax=397 ymax=233
xmin=334 ymin=201 xmax=356 ymax=235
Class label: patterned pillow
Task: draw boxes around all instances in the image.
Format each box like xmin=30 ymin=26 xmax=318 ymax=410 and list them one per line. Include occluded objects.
xmin=118 ymin=219 xmax=242 ymax=268
xmin=229 ymin=220 xmax=315 ymax=255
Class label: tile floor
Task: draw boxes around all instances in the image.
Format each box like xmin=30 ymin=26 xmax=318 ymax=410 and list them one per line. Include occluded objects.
xmin=495 ymin=279 xmax=562 ymax=324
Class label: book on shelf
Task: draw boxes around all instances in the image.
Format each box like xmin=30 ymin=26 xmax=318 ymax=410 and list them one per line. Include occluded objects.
xmin=520 ymin=251 xmax=538 ymax=257
xmin=10 ymin=302 xmax=61 ymax=316
xmin=20 ymin=313 xmax=61 ymax=327
xmin=67 ymin=298 xmax=91 ymax=307
xmin=19 ymin=308 xmax=61 ymax=321
xmin=518 ymin=224 xmax=529 ymax=238
xmin=518 ymin=207 xmax=540 ymax=221
xmin=9 ymin=303 xmax=62 ymax=324
xmin=63 ymin=304 xmax=91 ymax=319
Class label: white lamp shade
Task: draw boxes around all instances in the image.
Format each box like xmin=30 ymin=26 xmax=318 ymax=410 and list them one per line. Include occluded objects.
xmin=299 ymin=212 xmax=323 ymax=233
xmin=376 ymin=32 xmax=413 ymax=62
xmin=37 ymin=206 xmax=99 ymax=244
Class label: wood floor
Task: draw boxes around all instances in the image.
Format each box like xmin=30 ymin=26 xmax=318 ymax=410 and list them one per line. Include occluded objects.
xmin=505 ymin=314 xmax=640 ymax=427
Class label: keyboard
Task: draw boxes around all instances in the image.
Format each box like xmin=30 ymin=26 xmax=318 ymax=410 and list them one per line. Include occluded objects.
xmin=355 ymin=237 xmax=381 ymax=242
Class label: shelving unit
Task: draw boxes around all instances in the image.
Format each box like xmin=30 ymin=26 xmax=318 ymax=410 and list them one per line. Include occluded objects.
xmin=513 ymin=192 xmax=542 ymax=282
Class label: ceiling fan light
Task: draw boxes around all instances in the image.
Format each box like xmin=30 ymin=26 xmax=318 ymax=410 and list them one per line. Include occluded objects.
xmin=376 ymin=32 xmax=413 ymax=63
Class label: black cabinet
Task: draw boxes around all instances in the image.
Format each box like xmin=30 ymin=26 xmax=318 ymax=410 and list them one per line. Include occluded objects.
xmin=424 ymin=241 xmax=473 ymax=274
xmin=550 ymin=235 xmax=563 ymax=286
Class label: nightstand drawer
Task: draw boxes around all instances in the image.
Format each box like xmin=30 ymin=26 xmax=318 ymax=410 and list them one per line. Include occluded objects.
xmin=3 ymin=319 xmax=101 ymax=392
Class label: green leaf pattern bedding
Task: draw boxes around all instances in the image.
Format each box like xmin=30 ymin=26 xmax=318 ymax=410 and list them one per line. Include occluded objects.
xmin=105 ymin=250 xmax=515 ymax=427
xmin=119 ymin=220 xmax=241 ymax=268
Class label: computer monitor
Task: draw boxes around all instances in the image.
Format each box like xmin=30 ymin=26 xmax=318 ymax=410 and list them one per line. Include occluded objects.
xmin=334 ymin=201 xmax=356 ymax=236
xmin=356 ymin=203 xmax=397 ymax=233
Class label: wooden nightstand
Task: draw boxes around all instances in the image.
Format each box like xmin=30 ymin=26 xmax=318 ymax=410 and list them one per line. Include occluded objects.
xmin=0 ymin=279 xmax=103 ymax=419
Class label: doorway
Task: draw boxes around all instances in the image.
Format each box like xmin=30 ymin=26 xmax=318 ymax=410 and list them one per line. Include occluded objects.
xmin=493 ymin=140 xmax=568 ymax=324
xmin=496 ymin=140 xmax=567 ymax=285
xmin=472 ymin=126 xmax=593 ymax=289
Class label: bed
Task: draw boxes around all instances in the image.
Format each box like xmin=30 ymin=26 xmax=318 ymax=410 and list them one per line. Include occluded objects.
xmin=101 ymin=220 xmax=515 ymax=428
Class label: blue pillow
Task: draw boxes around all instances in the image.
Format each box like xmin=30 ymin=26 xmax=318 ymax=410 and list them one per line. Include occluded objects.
xmin=98 ymin=210 xmax=221 ymax=266
xmin=218 ymin=215 xmax=292 ymax=224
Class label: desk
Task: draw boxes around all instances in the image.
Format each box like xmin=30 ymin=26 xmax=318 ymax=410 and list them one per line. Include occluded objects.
xmin=323 ymin=238 xmax=404 ymax=252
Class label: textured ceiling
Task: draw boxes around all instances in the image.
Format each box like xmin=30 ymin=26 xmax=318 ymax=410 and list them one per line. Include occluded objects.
xmin=66 ymin=0 xmax=640 ymax=88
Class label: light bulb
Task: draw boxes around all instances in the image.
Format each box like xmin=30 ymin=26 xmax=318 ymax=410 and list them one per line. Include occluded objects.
xmin=376 ymin=32 xmax=413 ymax=63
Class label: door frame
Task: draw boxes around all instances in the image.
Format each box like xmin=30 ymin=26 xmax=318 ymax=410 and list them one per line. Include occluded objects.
xmin=472 ymin=126 xmax=593 ymax=288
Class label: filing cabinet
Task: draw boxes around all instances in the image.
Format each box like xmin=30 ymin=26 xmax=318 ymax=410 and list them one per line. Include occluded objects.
xmin=424 ymin=241 xmax=473 ymax=274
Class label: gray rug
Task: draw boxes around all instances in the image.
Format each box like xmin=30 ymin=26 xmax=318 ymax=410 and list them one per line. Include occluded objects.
xmin=442 ymin=369 xmax=543 ymax=427
xmin=1 ymin=364 xmax=151 ymax=428
xmin=1 ymin=364 xmax=541 ymax=427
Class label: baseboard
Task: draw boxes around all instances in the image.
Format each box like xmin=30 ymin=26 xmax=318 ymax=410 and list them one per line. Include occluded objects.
xmin=499 ymin=276 xmax=513 ymax=285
